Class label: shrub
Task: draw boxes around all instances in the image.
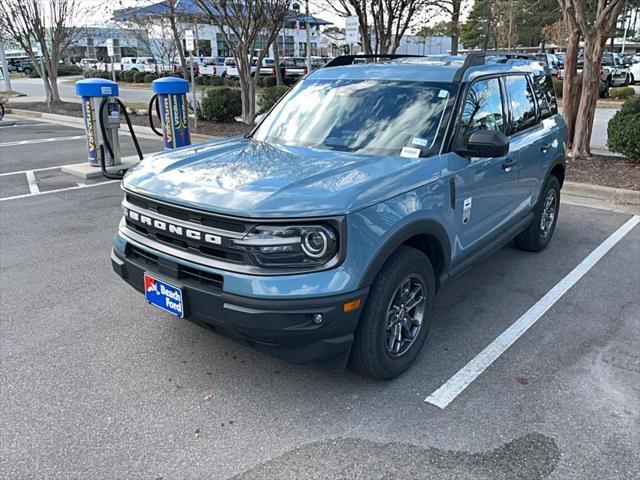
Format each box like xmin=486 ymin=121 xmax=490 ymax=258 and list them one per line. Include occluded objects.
xmin=123 ymin=70 xmax=135 ymax=83
xmin=607 ymin=96 xmax=640 ymax=162
xmin=200 ymin=87 xmax=242 ymax=122
xmin=209 ymin=76 xmax=224 ymax=87
xmin=258 ymin=85 xmax=290 ymax=114
xmin=609 ymin=86 xmax=635 ymax=100
xmin=29 ymin=64 xmax=82 ymax=78
xmin=256 ymin=75 xmax=265 ymax=87
xmin=98 ymin=71 xmax=110 ymax=79
xmin=143 ymin=73 xmax=156 ymax=83
xmin=195 ymin=76 xmax=206 ymax=85
xmin=263 ymin=75 xmax=277 ymax=88
xmin=133 ymin=71 xmax=146 ymax=83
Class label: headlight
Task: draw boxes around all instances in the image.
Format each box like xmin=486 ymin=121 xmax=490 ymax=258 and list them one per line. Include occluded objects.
xmin=233 ymin=225 xmax=338 ymax=267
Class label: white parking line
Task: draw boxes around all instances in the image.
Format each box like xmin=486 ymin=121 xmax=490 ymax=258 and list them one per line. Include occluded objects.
xmin=0 ymin=135 xmax=85 ymax=147
xmin=425 ymin=214 xmax=640 ymax=409
xmin=25 ymin=170 xmax=40 ymax=194
xmin=0 ymin=164 xmax=73 ymax=177
xmin=0 ymin=180 xmax=120 ymax=202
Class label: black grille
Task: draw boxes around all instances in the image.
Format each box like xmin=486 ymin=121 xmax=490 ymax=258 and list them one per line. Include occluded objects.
xmin=125 ymin=193 xmax=247 ymax=233
xmin=124 ymin=193 xmax=251 ymax=265
xmin=128 ymin=245 xmax=224 ymax=291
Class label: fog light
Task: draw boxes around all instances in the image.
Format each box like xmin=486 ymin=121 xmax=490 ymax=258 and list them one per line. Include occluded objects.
xmin=311 ymin=313 xmax=323 ymax=324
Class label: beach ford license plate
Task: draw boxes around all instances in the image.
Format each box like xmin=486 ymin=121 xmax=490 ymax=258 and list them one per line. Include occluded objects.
xmin=144 ymin=273 xmax=184 ymax=318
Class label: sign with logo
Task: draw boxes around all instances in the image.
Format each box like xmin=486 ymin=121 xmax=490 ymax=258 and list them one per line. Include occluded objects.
xmin=345 ymin=16 xmax=360 ymax=44
xmin=144 ymin=274 xmax=184 ymax=318
xmin=184 ymin=30 xmax=194 ymax=52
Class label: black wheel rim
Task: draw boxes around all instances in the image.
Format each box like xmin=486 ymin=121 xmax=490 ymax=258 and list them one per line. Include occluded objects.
xmin=384 ymin=274 xmax=427 ymax=358
xmin=540 ymin=189 xmax=557 ymax=239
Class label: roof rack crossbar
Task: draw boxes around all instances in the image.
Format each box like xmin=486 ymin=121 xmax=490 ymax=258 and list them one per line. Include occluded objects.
xmin=323 ymin=54 xmax=425 ymax=68
xmin=452 ymin=51 xmax=550 ymax=82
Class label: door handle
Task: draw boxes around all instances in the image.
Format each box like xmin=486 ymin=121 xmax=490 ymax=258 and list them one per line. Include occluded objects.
xmin=540 ymin=143 xmax=553 ymax=153
xmin=502 ymin=157 xmax=517 ymax=169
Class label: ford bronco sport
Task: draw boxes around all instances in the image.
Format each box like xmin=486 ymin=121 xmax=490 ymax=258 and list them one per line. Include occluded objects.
xmin=112 ymin=53 xmax=566 ymax=379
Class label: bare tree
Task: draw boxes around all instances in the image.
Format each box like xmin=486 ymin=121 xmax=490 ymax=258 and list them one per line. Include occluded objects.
xmin=327 ymin=0 xmax=429 ymax=54
xmin=117 ymin=13 xmax=182 ymax=68
xmin=0 ymin=0 xmax=82 ymax=106
xmin=427 ymin=0 xmax=464 ymax=54
xmin=167 ymin=0 xmax=189 ymax=79
xmin=196 ymin=0 xmax=291 ymax=124
xmin=558 ymin=0 xmax=625 ymax=158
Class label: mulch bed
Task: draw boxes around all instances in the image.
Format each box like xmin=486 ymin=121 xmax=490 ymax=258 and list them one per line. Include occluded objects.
xmin=566 ymin=155 xmax=639 ymax=191
xmin=7 ymin=100 xmax=252 ymax=137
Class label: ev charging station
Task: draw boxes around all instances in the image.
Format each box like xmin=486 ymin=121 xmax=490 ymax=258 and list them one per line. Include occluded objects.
xmin=73 ymin=76 xmax=194 ymax=180
xmin=150 ymin=77 xmax=191 ymax=150
xmin=75 ymin=78 xmax=143 ymax=179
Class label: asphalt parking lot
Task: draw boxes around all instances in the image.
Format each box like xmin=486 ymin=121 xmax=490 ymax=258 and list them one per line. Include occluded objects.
xmin=1 ymin=115 xmax=639 ymax=479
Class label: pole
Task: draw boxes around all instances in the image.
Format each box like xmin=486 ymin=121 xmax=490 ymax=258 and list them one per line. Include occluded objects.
xmin=189 ymin=50 xmax=198 ymax=130
xmin=111 ymin=57 xmax=116 ymax=82
xmin=0 ymin=40 xmax=12 ymax=92
xmin=305 ymin=0 xmax=312 ymax=73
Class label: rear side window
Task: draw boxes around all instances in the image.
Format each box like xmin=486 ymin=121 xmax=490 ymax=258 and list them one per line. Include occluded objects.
xmin=460 ymin=78 xmax=505 ymax=141
xmin=532 ymin=74 xmax=558 ymax=119
xmin=505 ymin=75 xmax=536 ymax=134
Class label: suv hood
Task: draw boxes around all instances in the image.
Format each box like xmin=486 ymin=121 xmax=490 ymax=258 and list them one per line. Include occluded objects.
xmin=123 ymin=137 xmax=441 ymax=218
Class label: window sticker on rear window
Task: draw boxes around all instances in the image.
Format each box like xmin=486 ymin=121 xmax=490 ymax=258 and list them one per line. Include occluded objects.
xmin=438 ymin=89 xmax=449 ymax=98
xmin=411 ymin=137 xmax=429 ymax=147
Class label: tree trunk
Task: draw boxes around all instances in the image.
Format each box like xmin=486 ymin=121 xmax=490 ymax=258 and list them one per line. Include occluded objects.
xmin=168 ymin=4 xmax=188 ymax=80
xmin=272 ymin=44 xmax=284 ymax=86
xmin=237 ymin=50 xmax=256 ymax=124
xmin=562 ymin=26 xmax=580 ymax=147
xmin=571 ymin=33 xmax=607 ymax=159
xmin=450 ymin=0 xmax=461 ymax=55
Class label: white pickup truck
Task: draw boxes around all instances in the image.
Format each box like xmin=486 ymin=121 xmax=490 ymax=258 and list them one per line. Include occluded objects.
xmin=557 ymin=52 xmax=631 ymax=88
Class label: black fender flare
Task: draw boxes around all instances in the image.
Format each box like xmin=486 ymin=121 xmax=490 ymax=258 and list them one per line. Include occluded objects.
xmin=358 ymin=218 xmax=451 ymax=289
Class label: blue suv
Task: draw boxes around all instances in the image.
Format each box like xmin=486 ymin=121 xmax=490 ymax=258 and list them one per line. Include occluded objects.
xmin=111 ymin=53 xmax=566 ymax=379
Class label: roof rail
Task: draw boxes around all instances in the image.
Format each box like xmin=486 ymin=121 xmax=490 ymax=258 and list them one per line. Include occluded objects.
xmin=323 ymin=54 xmax=425 ymax=68
xmin=452 ymin=51 xmax=550 ymax=82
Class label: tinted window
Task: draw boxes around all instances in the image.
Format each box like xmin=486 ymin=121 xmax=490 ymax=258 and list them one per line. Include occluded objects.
xmin=532 ymin=74 xmax=558 ymax=119
xmin=460 ymin=78 xmax=504 ymax=141
xmin=505 ymin=75 xmax=537 ymax=133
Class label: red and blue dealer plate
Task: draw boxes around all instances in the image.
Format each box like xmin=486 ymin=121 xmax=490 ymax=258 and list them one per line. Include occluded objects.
xmin=144 ymin=273 xmax=184 ymax=318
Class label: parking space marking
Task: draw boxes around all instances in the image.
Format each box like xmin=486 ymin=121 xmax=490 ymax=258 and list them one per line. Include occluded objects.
xmin=0 ymin=135 xmax=85 ymax=148
xmin=25 ymin=170 xmax=40 ymax=194
xmin=0 ymin=180 xmax=120 ymax=202
xmin=0 ymin=165 xmax=64 ymax=177
xmin=425 ymin=215 xmax=640 ymax=409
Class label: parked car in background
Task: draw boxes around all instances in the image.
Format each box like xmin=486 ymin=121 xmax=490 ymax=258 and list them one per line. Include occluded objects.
xmin=282 ymin=57 xmax=307 ymax=81
xmin=198 ymin=56 xmax=227 ymax=77
xmin=628 ymin=56 xmax=640 ymax=84
xmin=541 ymin=53 xmax=561 ymax=75
xmin=557 ymin=52 xmax=631 ymax=92
xmin=224 ymin=57 xmax=258 ymax=79
xmin=119 ymin=57 xmax=156 ymax=73
xmin=79 ymin=58 xmax=99 ymax=70
xmin=259 ymin=58 xmax=282 ymax=77
xmin=8 ymin=58 xmax=35 ymax=76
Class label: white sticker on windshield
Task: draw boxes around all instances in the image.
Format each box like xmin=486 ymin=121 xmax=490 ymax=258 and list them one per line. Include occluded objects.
xmin=401 ymin=146 xmax=421 ymax=158
xmin=411 ymin=137 xmax=429 ymax=147
xmin=438 ymin=89 xmax=449 ymax=98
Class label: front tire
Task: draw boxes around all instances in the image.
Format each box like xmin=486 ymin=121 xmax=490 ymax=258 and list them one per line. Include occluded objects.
xmin=515 ymin=175 xmax=561 ymax=252
xmin=350 ymin=246 xmax=435 ymax=380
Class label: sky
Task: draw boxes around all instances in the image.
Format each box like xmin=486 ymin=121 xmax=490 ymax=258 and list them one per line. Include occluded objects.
xmin=80 ymin=0 xmax=459 ymax=32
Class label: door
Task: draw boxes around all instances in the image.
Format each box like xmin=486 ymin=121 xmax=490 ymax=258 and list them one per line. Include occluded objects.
xmin=448 ymin=76 xmax=521 ymax=264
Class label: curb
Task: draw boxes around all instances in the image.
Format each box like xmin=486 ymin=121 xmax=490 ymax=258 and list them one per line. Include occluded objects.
xmin=564 ymin=181 xmax=640 ymax=206
xmin=6 ymin=108 xmax=215 ymax=142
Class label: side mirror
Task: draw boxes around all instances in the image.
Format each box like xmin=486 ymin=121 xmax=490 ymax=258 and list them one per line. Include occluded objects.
xmin=457 ymin=130 xmax=510 ymax=158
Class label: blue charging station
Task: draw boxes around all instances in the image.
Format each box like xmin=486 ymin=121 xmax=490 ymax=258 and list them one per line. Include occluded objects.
xmin=76 ymin=78 xmax=120 ymax=167
xmin=152 ymin=77 xmax=191 ymax=149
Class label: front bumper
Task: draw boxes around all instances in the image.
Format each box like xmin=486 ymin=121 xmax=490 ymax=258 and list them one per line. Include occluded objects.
xmin=111 ymin=247 xmax=368 ymax=368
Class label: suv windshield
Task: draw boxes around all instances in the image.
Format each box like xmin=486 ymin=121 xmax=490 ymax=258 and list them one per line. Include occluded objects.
xmin=253 ymin=79 xmax=453 ymax=157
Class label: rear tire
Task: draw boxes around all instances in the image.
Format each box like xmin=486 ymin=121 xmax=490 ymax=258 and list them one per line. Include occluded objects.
xmin=515 ymin=175 xmax=561 ymax=252
xmin=349 ymin=246 xmax=436 ymax=380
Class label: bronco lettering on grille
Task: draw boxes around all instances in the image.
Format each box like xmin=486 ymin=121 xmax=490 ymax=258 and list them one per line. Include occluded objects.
xmin=126 ymin=209 xmax=222 ymax=245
